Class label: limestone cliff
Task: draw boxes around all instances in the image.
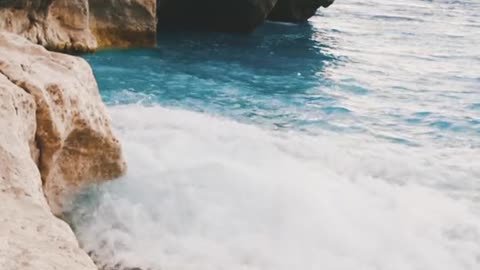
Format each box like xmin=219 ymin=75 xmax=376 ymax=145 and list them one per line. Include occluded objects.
xmin=89 ymin=0 xmax=156 ymax=48
xmin=0 ymin=31 xmax=126 ymax=269
xmin=0 ymin=0 xmax=97 ymax=52
xmin=0 ymin=0 xmax=156 ymax=52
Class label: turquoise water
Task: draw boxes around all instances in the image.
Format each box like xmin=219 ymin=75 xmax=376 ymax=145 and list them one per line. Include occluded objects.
xmin=71 ymin=1 xmax=480 ymax=270
xmin=84 ymin=2 xmax=480 ymax=147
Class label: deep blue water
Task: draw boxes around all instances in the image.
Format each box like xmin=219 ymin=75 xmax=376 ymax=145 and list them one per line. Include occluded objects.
xmin=72 ymin=1 xmax=480 ymax=270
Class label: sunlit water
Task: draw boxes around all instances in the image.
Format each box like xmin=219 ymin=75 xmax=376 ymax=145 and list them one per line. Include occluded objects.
xmin=67 ymin=1 xmax=480 ymax=269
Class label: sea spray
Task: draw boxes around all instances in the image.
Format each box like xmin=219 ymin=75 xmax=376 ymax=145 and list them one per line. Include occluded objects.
xmin=70 ymin=1 xmax=480 ymax=268
xmin=68 ymin=105 xmax=480 ymax=270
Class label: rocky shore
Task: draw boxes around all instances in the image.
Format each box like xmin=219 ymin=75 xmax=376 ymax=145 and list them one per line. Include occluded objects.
xmin=0 ymin=31 xmax=125 ymax=270
xmin=0 ymin=0 xmax=334 ymax=269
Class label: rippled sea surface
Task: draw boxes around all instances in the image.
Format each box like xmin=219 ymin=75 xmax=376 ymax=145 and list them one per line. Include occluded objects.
xmin=69 ymin=1 xmax=480 ymax=270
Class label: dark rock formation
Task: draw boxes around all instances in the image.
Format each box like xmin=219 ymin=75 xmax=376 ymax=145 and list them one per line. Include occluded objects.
xmin=268 ymin=0 xmax=335 ymax=22
xmin=157 ymin=0 xmax=278 ymax=32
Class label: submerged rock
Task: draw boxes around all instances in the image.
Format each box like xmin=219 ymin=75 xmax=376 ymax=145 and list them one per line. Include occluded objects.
xmin=157 ymin=0 xmax=278 ymax=32
xmin=268 ymin=0 xmax=335 ymax=22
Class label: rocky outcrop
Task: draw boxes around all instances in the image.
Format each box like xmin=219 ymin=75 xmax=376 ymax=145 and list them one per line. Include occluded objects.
xmin=157 ymin=0 xmax=278 ymax=32
xmin=0 ymin=0 xmax=335 ymax=49
xmin=89 ymin=0 xmax=156 ymax=48
xmin=0 ymin=30 xmax=126 ymax=269
xmin=0 ymin=31 xmax=127 ymax=214
xmin=0 ymin=74 xmax=97 ymax=270
xmin=0 ymin=0 xmax=157 ymax=52
xmin=0 ymin=0 xmax=97 ymax=52
xmin=268 ymin=0 xmax=335 ymax=22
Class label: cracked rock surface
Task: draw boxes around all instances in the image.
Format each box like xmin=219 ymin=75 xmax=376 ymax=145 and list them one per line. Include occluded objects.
xmin=0 ymin=31 xmax=126 ymax=270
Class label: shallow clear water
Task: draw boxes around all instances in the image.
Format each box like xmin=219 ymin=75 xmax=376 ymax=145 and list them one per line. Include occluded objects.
xmin=69 ymin=1 xmax=480 ymax=269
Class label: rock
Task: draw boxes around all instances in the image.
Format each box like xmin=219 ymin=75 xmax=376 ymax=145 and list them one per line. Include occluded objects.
xmin=157 ymin=0 xmax=278 ymax=32
xmin=89 ymin=0 xmax=157 ymax=48
xmin=0 ymin=46 xmax=97 ymax=269
xmin=0 ymin=0 xmax=157 ymax=52
xmin=0 ymin=31 xmax=127 ymax=215
xmin=0 ymin=0 xmax=97 ymax=52
xmin=268 ymin=0 xmax=335 ymax=22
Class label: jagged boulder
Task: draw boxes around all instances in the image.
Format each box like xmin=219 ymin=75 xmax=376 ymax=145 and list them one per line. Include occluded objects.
xmin=157 ymin=0 xmax=278 ymax=32
xmin=0 ymin=31 xmax=127 ymax=214
xmin=268 ymin=0 xmax=335 ymax=22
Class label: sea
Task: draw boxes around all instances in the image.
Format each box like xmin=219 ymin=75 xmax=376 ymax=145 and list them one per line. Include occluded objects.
xmin=67 ymin=1 xmax=480 ymax=269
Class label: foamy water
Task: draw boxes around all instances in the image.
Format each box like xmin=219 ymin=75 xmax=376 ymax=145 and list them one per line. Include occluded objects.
xmin=68 ymin=105 xmax=480 ymax=270
xmin=68 ymin=0 xmax=480 ymax=269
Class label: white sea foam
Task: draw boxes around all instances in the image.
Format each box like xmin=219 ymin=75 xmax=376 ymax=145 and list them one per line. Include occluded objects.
xmin=70 ymin=105 xmax=480 ymax=270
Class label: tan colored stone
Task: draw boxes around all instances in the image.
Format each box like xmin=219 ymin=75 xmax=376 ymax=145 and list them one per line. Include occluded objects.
xmin=0 ymin=0 xmax=157 ymax=52
xmin=0 ymin=72 xmax=97 ymax=270
xmin=89 ymin=0 xmax=157 ymax=48
xmin=0 ymin=0 xmax=97 ymax=52
xmin=0 ymin=31 xmax=126 ymax=215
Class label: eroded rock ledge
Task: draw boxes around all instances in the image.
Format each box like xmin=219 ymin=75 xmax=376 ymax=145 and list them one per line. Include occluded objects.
xmin=0 ymin=31 xmax=126 ymax=269
xmin=0 ymin=0 xmax=156 ymax=52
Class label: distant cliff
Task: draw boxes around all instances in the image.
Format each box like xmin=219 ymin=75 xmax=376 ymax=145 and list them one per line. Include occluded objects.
xmin=0 ymin=0 xmax=156 ymax=52
xmin=0 ymin=0 xmax=334 ymax=52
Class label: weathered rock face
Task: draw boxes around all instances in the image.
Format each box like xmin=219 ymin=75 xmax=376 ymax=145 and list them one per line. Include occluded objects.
xmin=0 ymin=0 xmax=157 ymax=52
xmin=89 ymin=0 xmax=156 ymax=48
xmin=0 ymin=31 xmax=124 ymax=269
xmin=0 ymin=31 xmax=127 ymax=215
xmin=0 ymin=0 xmax=97 ymax=52
xmin=157 ymin=0 xmax=278 ymax=32
xmin=0 ymin=74 xmax=98 ymax=270
xmin=268 ymin=0 xmax=335 ymax=22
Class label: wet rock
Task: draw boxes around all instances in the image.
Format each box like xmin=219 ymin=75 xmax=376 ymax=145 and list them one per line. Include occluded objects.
xmin=268 ymin=0 xmax=335 ymax=22
xmin=157 ymin=0 xmax=278 ymax=32
xmin=0 ymin=0 xmax=97 ymax=52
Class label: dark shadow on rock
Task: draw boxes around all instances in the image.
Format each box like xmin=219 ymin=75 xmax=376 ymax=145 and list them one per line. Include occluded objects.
xmin=157 ymin=0 xmax=277 ymax=32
